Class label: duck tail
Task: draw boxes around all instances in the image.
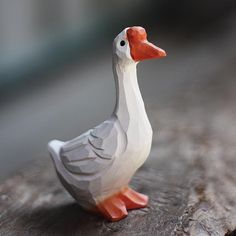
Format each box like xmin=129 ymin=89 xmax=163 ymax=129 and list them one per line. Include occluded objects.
xmin=48 ymin=140 xmax=64 ymax=162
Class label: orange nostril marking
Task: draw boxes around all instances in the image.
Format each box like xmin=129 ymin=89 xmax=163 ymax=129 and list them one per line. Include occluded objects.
xmin=127 ymin=26 xmax=147 ymax=42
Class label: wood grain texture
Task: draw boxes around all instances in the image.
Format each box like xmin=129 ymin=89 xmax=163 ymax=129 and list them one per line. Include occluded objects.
xmin=1 ymin=58 xmax=236 ymax=236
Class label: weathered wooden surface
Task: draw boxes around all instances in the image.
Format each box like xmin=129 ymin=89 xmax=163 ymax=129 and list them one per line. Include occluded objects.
xmin=1 ymin=54 xmax=236 ymax=235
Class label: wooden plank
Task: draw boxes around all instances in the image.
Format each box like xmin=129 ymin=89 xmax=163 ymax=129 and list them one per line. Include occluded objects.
xmin=1 ymin=102 xmax=236 ymax=235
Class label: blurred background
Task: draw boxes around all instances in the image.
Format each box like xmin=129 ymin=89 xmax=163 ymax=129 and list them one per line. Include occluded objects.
xmin=0 ymin=0 xmax=236 ymax=181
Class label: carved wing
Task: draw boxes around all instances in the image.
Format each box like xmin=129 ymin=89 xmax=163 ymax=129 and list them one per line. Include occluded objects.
xmin=60 ymin=118 xmax=126 ymax=177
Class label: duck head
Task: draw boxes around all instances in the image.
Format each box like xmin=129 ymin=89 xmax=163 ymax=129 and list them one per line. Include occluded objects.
xmin=113 ymin=26 xmax=166 ymax=63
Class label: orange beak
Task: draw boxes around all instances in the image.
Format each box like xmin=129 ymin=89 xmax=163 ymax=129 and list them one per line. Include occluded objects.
xmin=127 ymin=26 xmax=166 ymax=61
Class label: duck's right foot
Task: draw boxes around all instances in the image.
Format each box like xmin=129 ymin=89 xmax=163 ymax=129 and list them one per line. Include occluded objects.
xmin=119 ymin=187 xmax=148 ymax=210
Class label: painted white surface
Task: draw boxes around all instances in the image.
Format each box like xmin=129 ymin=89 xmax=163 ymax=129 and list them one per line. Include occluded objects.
xmin=48 ymin=28 xmax=153 ymax=209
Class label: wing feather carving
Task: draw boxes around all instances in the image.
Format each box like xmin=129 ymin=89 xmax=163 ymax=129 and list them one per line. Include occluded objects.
xmin=60 ymin=118 xmax=126 ymax=177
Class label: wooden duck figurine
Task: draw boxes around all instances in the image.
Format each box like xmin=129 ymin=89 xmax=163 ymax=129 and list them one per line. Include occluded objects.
xmin=48 ymin=26 xmax=166 ymax=221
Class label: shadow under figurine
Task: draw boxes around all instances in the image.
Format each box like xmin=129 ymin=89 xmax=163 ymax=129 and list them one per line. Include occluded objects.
xmin=48 ymin=26 xmax=166 ymax=222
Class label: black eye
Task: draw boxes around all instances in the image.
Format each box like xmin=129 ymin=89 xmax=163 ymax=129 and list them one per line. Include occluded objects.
xmin=120 ymin=40 xmax=125 ymax=46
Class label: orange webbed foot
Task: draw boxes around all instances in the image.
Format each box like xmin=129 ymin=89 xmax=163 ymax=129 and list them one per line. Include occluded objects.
xmin=97 ymin=195 xmax=128 ymax=222
xmin=96 ymin=187 xmax=148 ymax=221
xmin=119 ymin=187 xmax=149 ymax=210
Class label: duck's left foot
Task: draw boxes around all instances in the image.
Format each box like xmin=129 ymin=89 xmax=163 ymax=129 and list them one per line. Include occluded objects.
xmin=96 ymin=187 xmax=148 ymax=221
xmin=97 ymin=195 xmax=128 ymax=222
xmin=120 ymin=187 xmax=149 ymax=210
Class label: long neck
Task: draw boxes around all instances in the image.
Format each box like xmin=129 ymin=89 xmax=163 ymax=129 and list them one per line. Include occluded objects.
xmin=112 ymin=56 xmax=146 ymax=129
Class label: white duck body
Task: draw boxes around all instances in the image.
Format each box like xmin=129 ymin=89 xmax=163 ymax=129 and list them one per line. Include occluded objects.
xmin=48 ymin=26 xmax=166 ymax=220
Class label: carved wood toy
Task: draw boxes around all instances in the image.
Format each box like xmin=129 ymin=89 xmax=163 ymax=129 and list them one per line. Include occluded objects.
xmin=48 ymin=26 xmax=166 ymax=221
